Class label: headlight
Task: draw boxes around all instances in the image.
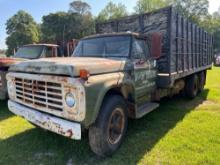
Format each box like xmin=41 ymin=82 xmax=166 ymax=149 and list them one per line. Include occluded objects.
xmin=7 ymin=80 xmax=15 ymax=97
xmin=65 ymin=93 xmax=76 ymax=107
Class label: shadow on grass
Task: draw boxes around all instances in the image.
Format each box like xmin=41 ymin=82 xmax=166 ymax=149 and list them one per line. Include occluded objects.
xmin=0 ymin=90 xmax=209 ymax=165
xmin=0 ymin=100 xmax=13 ymax=121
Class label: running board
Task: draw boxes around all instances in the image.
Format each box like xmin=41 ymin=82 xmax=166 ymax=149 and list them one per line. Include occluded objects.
xmin=136 ymin=102 xmax=159 ymax=119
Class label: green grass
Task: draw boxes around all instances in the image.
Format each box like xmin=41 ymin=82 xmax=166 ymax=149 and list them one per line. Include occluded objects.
xmin=0 ymin=67 xmax=220 ymax=165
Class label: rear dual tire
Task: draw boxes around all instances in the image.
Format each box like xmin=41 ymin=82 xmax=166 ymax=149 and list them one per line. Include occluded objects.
xmin=185 ymin=72 xmax=205 ymax=99
xmin=198 ymin=71 xmax=206 ymax=93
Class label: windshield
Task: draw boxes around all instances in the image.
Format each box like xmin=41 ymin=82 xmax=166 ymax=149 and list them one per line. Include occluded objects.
xmin=73 ymin=35 xmax=131 ymax=58
xmin=15 ymin=46 xmax=44 ymax=59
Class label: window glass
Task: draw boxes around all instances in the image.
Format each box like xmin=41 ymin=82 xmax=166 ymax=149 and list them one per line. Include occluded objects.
xmin=73 ymin=36 xmax=131 ymax=58
xmin=45 ymin=47 xmax=53 ymax=57
xmin=57 ymin=48 xmax=63 ymax=57
xmin=132 ymin=38 xmax=147 ymax=59
xmin=15 ymin=46 xmax=43 ymax=59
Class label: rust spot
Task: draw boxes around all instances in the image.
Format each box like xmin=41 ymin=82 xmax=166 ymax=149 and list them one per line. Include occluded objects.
xmin=66 ymin=129 xmax=73 ymax=138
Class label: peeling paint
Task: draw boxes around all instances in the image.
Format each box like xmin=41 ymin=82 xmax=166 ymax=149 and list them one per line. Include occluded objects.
xmin=9 ymin=57 xmax=127 ymax=77
xmin=7 ymin=72 xmax=86 ymax=122
xmin=8 ymin=100 xmax=81 ymax=140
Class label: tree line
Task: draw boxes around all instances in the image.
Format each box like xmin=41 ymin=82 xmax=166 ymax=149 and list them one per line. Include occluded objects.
xmin=5 ymin=0 xmax=220 ymax=56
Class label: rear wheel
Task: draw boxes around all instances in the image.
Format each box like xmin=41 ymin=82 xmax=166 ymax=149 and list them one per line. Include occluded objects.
xmin=89 ymin=95 xmax=128 ymax=157
xmin=198 ymin=71 xmax=206 ymax=93
xmin=185 ymin=74 xmax=199 ymax=99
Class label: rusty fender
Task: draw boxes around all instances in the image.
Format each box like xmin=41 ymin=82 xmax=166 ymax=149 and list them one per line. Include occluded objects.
xmin=83 ymin=72 xmax=134 ymax=127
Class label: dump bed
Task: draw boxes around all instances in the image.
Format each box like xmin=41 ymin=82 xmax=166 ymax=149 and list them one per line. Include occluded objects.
xmin=96 ymin=6 xmax=213 ymax=88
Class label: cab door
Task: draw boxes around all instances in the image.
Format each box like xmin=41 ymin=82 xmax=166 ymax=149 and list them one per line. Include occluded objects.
xmin=131 ymin=37 xmax=157 ymax=106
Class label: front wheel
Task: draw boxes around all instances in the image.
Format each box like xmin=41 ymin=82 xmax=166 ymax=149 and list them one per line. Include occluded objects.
xmin=89 ymin=95 xmax=128 ymax=157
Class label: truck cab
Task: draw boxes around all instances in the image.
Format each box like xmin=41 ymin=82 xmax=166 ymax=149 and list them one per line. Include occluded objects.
xmin=14 ymin=44 xmax=63 ymax=59
xmin=0 ymin=44 xmax=62 ymax=100
xmin=7 ymin=32 xmax=160 ymax=156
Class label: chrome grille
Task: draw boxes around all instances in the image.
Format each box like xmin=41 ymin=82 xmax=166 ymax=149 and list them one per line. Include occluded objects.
xmin=15 ymin=78 xmax=63 ymax=111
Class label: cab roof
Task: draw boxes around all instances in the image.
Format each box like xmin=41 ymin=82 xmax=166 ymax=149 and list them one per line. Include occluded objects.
xmin=82 ymin=32 xmax=145 ymax=40
xmin=23 ymin=43 xmax=59 ymax=47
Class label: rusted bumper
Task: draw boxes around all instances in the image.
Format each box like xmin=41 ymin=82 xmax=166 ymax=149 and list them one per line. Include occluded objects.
xmin=8 ymin=100 xmax=81 ymax=140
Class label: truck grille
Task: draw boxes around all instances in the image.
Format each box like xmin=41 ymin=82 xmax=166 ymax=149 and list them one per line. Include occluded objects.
xmin=15 ymin=78 xmax=63 ymax=111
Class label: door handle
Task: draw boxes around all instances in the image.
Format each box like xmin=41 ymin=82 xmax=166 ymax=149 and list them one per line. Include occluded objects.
xmin=136 ymin=59 xmax=145 ymax=65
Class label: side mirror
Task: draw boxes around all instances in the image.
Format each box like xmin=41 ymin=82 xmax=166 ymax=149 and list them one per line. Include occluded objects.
xmin=151 ymin=32 xmax=162 ymax=59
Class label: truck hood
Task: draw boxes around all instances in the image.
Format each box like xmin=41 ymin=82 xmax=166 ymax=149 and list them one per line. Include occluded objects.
xmin=9 ymin=57 xmax=128 ymax=77
xmin=0 ymin=57 xmax=27 ymax=67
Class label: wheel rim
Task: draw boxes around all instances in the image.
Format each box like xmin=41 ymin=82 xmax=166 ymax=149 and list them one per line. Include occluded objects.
xmin=107 ymin=107 xmax=125 ymax=145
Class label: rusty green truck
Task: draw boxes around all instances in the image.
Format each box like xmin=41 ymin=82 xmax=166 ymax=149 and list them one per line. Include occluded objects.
xmin=7 ymin=6 xmax=213 ymax=157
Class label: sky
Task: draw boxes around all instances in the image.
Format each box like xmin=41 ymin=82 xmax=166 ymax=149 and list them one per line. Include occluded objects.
xmin=0 ymin=0 xmax=219 ymax=49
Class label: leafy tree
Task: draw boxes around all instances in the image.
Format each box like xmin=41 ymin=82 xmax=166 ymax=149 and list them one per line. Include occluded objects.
xmin=134 ymin=0 xmax=168 ymax=14
xmin=199 ymin=6 xmax=220 ymax=52
xmin=69 ymin=0 xmax=91 ymax=15
xmin=41 ymin=12 xmax=81 ymax=43
xmin=213 ymin=7 xmax=220 ymax=19
xmin=41 ymin=12 xmax=94 ymax=44
xmin=167 ymin=0 xmax=209 ymax=23
xmin=134 ymin=0 xmax=209 ymax=23
xmin=212 ymin=8 xmax=220 ymax=52
xmin=68 ymin=1 xmax=94 ymax=37
xmin=80 ymin=13 xmax=95 ymax=37
xmin=214 ymin=30 xmax=220 ymax=53
xmin=41 ymin=0 xmax=94 ymax=44
xmin=5 ymin=10 xmax=39 ymax=56
xmin=96 ymin=2 xmax=128 ymax=22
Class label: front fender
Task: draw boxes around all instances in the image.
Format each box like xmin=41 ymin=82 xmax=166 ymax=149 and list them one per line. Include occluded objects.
xmin=82 ymin=72 xmax=133 ymax=128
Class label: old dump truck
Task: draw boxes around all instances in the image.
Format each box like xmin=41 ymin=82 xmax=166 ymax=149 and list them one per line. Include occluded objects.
xmin=0 ymin=44 xmax=63 ymax=100
xmin=7 ymin=6 xmax=213 ymax=157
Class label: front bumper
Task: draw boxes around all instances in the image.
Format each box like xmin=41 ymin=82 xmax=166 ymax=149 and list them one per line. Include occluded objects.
xmin=8 ymin=100 xmax=81 ymax=140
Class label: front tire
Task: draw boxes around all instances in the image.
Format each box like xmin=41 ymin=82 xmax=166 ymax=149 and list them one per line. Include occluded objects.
xmin=89 ymin=95 xmax=128 ymax=157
